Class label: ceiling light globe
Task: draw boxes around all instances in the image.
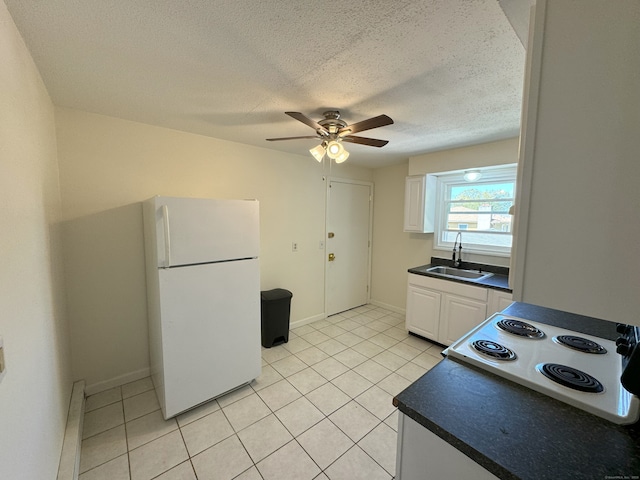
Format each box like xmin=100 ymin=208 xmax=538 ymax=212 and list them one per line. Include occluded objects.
xmin=334 ymin=150 xmax=349 ymax=164
xmin=326 ymin=141 xmax=344 ymax=159
xmin=463 ymin=170 xmax=482 ymax=182
xmin=309 ymin=144 xmax=325 ymax=162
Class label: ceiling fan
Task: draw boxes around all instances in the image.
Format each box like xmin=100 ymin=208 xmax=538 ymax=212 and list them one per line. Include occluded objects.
xmin=266 ymin=111 xmax=394 ymax=163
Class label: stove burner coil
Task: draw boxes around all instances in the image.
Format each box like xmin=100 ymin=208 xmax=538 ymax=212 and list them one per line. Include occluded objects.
xmin=537 ymin=363 xmax=604 ymax=393
xmin=471 ymin=340 xmax=517 ymax=361
xmin=554 ymin=335 xmax=607 ymax=354
xmin=496 ymin=318 xmax=545 ymax=339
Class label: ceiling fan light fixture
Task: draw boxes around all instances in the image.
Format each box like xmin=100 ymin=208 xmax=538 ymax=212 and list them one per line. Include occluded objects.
xmin=268 ymin=111 xmax=392 ymax=163
xmin=326 ymin=140 xmax=344 ymax=159
xmin=334 ymin=150 xmax=350 ymax=164
xmin=309 ymin=144 xmax=326 ymax=162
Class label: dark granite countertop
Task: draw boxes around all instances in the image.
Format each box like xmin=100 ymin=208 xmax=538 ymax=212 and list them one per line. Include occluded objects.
xmin=408 ymin=257 xmax=511 ymax=292
xmin=393 ymin=302 xmax=640 ymax=480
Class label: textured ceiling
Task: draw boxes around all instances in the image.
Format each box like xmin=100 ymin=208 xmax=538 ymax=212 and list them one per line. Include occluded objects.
xmin=5 ymin=0 xmax=526 ymax=168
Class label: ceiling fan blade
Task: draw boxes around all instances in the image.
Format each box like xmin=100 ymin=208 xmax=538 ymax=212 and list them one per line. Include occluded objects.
xmin=266 ymin=135 xmax=320 ymax=141
xmin=342 ymin=135 xmax=389 ymax=147
xmin=285 ymin=112 xmax=325 ymax=131
xmin=338 ymin=114 xmax=393 ymax=135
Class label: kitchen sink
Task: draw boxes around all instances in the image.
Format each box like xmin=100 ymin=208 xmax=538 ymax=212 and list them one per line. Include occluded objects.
xmin=426 ymin=265 xmax=493 ymax=281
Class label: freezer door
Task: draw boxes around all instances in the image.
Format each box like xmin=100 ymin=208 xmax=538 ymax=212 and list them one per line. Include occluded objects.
xmin=151 ymin=196 xmax=259 ymax=267
xmin=157 ymin=258 xmax=261 ymax=419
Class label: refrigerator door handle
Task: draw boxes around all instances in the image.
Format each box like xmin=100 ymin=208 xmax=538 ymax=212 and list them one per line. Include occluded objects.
xmin=162 ymin=205 xmax=171 ymax=268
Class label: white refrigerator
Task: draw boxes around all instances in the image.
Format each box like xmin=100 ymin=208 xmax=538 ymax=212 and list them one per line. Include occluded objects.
xmin=143 ymin=195 xmax=261 ymax=419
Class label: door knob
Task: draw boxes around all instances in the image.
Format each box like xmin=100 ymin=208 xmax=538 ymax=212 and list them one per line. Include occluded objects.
xmin=328 ymin=253 xmax=335 ymax=261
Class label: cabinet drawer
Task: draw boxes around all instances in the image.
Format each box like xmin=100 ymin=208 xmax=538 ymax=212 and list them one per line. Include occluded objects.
xmin=408 ymin=274 xmax=488 ymax=302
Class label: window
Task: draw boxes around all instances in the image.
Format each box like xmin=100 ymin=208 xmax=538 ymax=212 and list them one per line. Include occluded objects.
xmin=434 ymin=165 xmax=517 ymax=257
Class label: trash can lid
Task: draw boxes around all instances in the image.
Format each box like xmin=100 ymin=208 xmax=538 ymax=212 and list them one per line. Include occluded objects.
xmin=260 ymin=288 xmax=293 ymax=301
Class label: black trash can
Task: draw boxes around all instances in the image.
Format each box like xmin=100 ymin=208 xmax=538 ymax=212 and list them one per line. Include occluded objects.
xmin=260 ymin=288 xmax=293 ymax=348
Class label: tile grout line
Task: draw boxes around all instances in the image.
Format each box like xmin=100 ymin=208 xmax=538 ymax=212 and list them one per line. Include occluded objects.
xmin=173 ymin=416 xmax=200 ymax=480
xmin=122 ymin=400 xmax=133 ymax=480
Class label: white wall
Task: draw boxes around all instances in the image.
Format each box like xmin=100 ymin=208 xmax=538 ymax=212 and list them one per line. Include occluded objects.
xmin=55 ymin=107 xmax=373 ymax=391
xmin=409 ymin=137 xmax=519 ymax=177
xmin=511 ymin=0 xmax=640 ymax=324
xmin=370 ymin=138 xmax=519 ymax=311
xmin=0 ymin=3 xmax=72 ymax=479
xmin=371 ymin=162 xmax=433 ymax=311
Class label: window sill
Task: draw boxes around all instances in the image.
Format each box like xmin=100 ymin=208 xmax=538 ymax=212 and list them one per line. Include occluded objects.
xmin=433 ymin=246 xmax=511 ymax=259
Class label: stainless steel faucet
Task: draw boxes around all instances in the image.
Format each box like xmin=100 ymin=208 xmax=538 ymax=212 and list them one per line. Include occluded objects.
xmin=452 ymin=232 xmax=462 ymax=268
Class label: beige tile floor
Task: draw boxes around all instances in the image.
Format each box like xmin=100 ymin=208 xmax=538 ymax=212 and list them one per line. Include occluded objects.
xmin=79 ymin=304 xmax=443 ymax=480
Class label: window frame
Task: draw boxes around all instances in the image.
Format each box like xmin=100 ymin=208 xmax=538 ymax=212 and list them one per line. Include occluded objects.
xmin=433 ymin=165 xmax=517 ymax=258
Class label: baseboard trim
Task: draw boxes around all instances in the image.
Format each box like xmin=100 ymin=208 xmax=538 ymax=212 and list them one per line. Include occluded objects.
xmin=369 ymin=299 xmax=405 ymax=315
xmin=289 ymin=303 xmax=404 ymax=331
xmin=290 ymin=312 xmax=326 ymax=330
xmin=84 ymin=367 xmax=151 ymax=396
xmin=57 ymin=380 xmax=85 ymax=480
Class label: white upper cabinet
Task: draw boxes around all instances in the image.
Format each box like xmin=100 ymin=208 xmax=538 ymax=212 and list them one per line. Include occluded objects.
xmin=511 ymin=0 xmax=640 ymax=324
xmin=403 ymin=175 xmax=436 ymax=233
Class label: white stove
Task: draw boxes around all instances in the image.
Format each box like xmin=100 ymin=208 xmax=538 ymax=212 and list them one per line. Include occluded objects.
xmin=446 ymin=313 xmax=640 ymax=425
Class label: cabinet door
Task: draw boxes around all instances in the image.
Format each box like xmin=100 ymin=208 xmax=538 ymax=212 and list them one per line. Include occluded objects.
xmin=440 ymin=295 xmax=488 ymax=346
xmin=487 ymin=290 xmax=513 ymax=317
xmin=397 ymin=414 xmax=500 ymax=480
xmin=404 ymin=176 xmax=426 ymax=232
xmin=406 ymin=284 xmax=441 ymax=341
xmin=403 ymin=175 xmax=436 ymax=233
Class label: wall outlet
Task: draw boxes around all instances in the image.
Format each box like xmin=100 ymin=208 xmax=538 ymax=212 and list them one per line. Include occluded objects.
xmin=292 ymin=242 xmax=298 ymax=252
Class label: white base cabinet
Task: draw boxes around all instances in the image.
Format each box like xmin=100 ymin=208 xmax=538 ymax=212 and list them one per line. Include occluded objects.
xmin=406 ymin=283 xmax=441 ymax=339
xmin=487 ymin=289 xmax=513 ymax=318
xmin=441 ymin=294 xmax=488 ymax=346
xmin=396 ymin=413 xmax=499 ymax=480
xmin=406 ymin=273 xmax=512 ymax=346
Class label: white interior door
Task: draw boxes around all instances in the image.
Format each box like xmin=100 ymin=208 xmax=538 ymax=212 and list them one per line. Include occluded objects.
xmin=326 ymin=179 xmax=372 ymax=316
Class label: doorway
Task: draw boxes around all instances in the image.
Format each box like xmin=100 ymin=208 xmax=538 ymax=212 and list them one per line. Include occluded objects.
xmin=325 ymin=178 xmax=373 ymax=316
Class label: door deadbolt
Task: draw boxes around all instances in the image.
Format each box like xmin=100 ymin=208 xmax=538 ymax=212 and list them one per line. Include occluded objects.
xmin=328 ymin=232 xmax=335 ymax=238
xmin=328 ymin=253 xmax=335 ymax=261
